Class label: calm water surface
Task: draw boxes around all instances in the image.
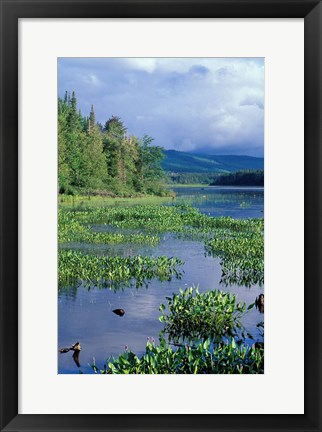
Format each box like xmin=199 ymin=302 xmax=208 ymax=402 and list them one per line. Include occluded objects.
xmin=58 ymin=186 xmax=264 ymax=374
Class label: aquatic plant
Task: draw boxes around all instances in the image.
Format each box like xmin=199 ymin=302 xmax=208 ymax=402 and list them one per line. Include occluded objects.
xmin=205 ymin=231 xmax=264 ymax=286
xmin=58 ymin=250 xmax=184 ymax=289
xmin=159 ymin=287 xmax=253 ymax=343
xmin=61 ymin=204 xmax=263 ymax=239
xmin=59 ymin=204 xmax=264 ymax=286
xmin=58 ymin=210 xmax=159 ymax=245
xmin=91 ymin=337 xmax=264 ymax=374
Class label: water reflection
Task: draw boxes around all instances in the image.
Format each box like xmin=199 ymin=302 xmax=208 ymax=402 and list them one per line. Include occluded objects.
xmin=218 ymin=269 xmax=264 ymax=288
xmin=171 ymin=186 xmax=264 ymax=219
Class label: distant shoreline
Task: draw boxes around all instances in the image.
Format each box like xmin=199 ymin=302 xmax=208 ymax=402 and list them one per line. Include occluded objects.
xmin=166 ymin=184 xmax=264 ymax=189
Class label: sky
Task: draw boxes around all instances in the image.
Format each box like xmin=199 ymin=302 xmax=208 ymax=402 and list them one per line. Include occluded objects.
xmin=58 ymin=58 xmax=264 ymax=157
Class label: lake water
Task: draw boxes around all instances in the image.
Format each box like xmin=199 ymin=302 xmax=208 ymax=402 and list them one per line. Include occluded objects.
xmin=58 ymin=186 xmax=264 ymax=374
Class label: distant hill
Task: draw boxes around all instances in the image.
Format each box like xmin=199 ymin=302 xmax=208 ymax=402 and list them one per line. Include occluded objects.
xmin=161 ymin=149 xmax=264 ymax=173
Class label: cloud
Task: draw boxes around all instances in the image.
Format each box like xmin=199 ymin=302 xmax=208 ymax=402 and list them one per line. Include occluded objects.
xmin=58 ymin=58 xmax=264 ymax=156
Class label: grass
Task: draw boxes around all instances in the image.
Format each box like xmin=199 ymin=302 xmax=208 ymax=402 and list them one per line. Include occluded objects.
xmin=165 ymin=183 xmax=207 ymax=188
xmin=59 ymin=194 xmax=175 ymax=209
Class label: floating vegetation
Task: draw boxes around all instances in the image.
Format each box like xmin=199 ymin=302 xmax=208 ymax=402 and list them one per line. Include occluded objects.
xmin=205 ymin=231 xmax=264 ymax=286
xmin=59 ymin=204 xmax=264 ymax=286
xmin=66 ymin=204 xmax=199 ymax=233
xmin=91 ymin=338 xmax=264 ymax=374
xmin=58 ymin=250 xmax=184 ymax=289
xmin=67 ymin=204 xmax=263 ymax=236
xmin=159 ymin=287 xmax=253 ymax=343
xmin=58 ymin=211 xmax=159 ymax=245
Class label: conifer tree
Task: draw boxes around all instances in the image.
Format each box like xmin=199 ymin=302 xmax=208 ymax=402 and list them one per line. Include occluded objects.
xmin=68 ymin=91 xmax=79 ymax=130
xmin=58 ymin=91 xmax=167 ymax=196
xmin=89 ymin=105 xmax=96 ymax=133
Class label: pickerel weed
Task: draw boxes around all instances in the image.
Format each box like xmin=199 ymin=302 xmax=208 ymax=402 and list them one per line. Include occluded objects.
xmin=58 ymin=250 xmax=184 ymax=289
xmin=91 ymin=337 xmax=264 ymax=374
xmin=159 ymin=286 xmax=254 ymax=343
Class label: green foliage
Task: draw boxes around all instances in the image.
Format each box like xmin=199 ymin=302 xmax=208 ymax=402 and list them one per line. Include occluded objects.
xmin=205 ymin=230 xmax=264 ymax=286
xmin=92 ymin=338 xmax=264 ymax=374
xmin=210 ymin=170 xmax=264 ymax=186
xmin=69 ymin=203 xmax=262 ymax=234
xmin=69 ymin=204 xmax=202 ymax=233
xmin=58 ymin=92 xmax=167 ymax=196
xmin=58 ymin=194 xmax=174 ymax=208
xmin=60 ymin=204 xmax=263 ymax=286
xmin=58 ymin=92 xmax=106 ymax=191
xmin=58 ymin=210 xmax=159 ymax=245
xmin=159 ymin=287 xmax=251 ymax=343
xmin=167 ymin=170 xmax=264 ymax=186
xmin=58 ymin=250 xmax=183 ymax=290
xmin=167 ymin=172 xmax=218 ymax=185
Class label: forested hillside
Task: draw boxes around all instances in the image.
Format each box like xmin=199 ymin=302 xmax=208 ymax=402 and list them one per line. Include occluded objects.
xmin=162 ymin=149 xmax=264 ymax=173
xmin=58 ymin=91 xmax=166 ymax=196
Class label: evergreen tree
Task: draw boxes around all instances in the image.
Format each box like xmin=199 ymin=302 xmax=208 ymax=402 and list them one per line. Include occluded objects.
xmin=88 ymin=105 xmax=96 ymax=134
xmin=67 ymin=91 xmax=79 ymax=130
xmin=103 ymin=116 xmax=127 ymax=138
xmin=58 ymin=91 xmax=167 ymax=196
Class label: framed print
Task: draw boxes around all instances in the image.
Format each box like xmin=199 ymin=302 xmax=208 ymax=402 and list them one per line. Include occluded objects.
xmin=1 ymin=1 xmax=321 ymax=431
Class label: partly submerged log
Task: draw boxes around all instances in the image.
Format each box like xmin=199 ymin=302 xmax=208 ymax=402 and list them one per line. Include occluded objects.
xmin=59 ymin=341 xmax=81 ymax=353
xmin=71 ymin=342 xmax=81 ymax=351
xmin=59 ymin=342 xmax=81 ymax=368
xmin=113 ymin=308 xmax=125 ymax=317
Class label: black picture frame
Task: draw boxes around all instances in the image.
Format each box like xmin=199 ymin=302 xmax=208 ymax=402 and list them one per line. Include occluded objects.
xmin=1 ymin=1 xmax=321 ymax=431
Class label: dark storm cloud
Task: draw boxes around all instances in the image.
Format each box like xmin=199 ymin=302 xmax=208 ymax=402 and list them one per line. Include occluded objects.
xmin=58 ymin=58 xmax=264 ymax=156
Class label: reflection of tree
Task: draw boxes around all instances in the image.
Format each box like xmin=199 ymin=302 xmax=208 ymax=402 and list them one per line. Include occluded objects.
xmin=174 ymin=189 xmax=264 ymax=209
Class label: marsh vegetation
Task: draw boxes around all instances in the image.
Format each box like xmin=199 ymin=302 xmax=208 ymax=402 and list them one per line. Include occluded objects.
xmin=91 ymin=337 xmax=264 ymax=374
xmin=58 ymin=187 xmax=264 ymax=374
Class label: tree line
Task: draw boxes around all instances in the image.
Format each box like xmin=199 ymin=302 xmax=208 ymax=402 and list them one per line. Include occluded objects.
xmin=58 ymin=91 xmax=166 ymax=196
xmin=167 ymin=170 xmax=264 ymax=186
xmin=166 ymin=172 xmax=216 ymax=185
xmin=209 ymin=170 xmax=264 ymax=186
